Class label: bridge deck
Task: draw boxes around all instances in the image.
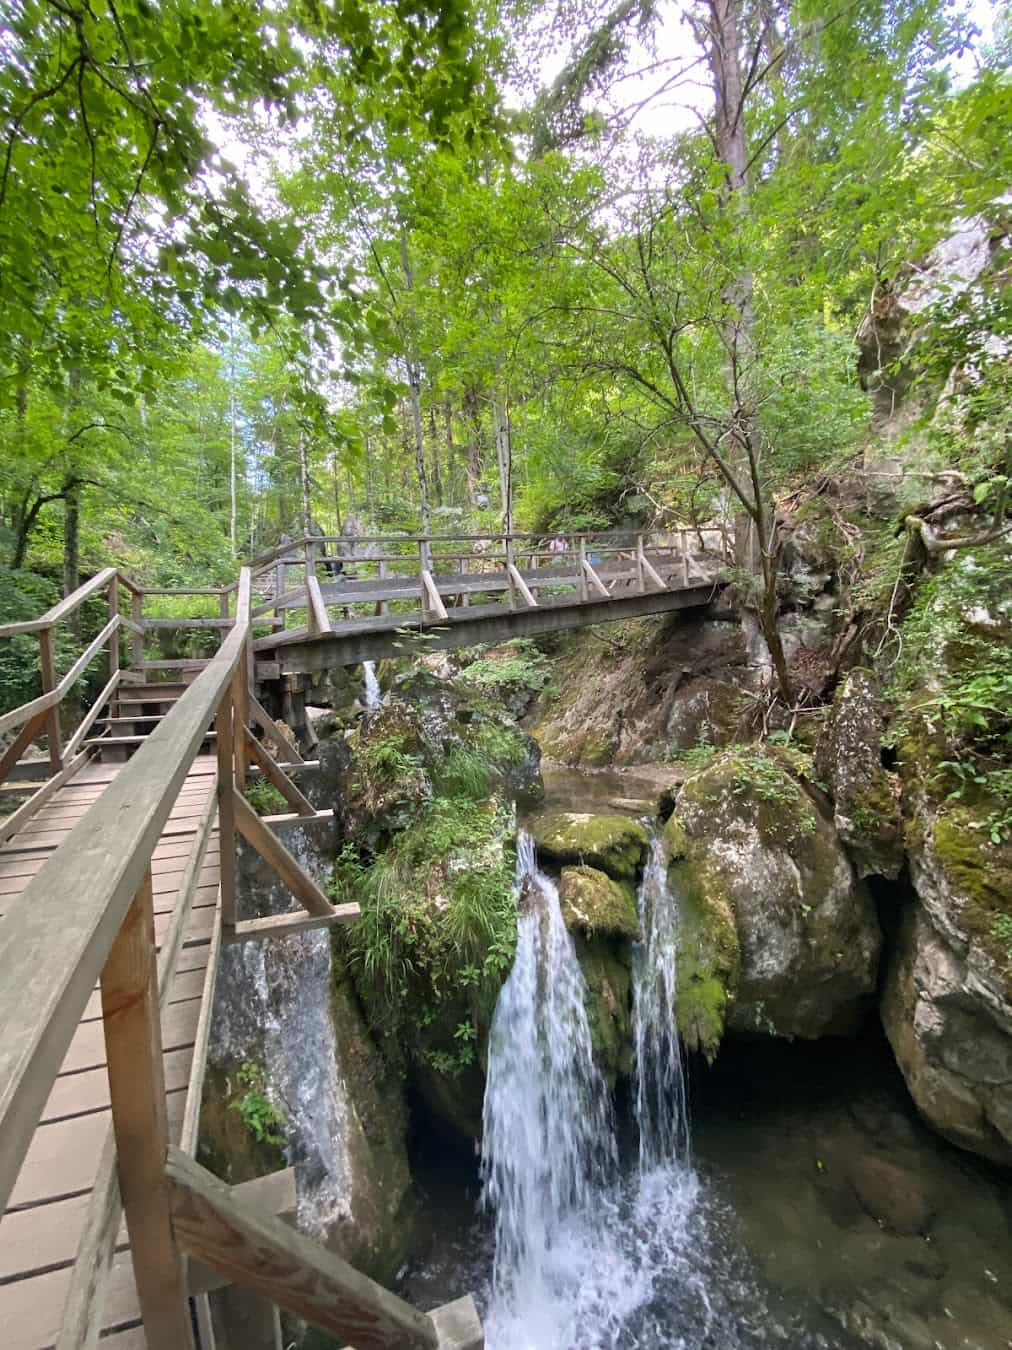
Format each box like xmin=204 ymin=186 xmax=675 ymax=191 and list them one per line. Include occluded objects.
xmin=0 ymin=755 xmax=219 ymax=1349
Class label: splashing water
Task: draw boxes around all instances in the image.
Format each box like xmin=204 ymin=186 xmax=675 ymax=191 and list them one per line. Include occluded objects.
xmin=479 ymin=827 xmax=780 ymax=1349
xmin=481 ymin=832 xmax=616 ymax=1341
xmin=633 ymin=833 xmax=690 ymax=1171
xmin=362 ymin=660 xmax=381 ymax=711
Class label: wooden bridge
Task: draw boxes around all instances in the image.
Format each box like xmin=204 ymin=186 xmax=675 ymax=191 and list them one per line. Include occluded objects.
xmin=0 ymin=528 xmax=726 ymax=1348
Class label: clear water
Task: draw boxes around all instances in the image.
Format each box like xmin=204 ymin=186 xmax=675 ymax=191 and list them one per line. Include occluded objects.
xmin=362 ymin=659 xmax=381 ymax=711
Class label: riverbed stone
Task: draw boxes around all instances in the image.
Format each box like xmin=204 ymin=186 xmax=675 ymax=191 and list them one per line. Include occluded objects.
xmin=531 ymin=811 xmax=649 ymax=881
xmin=558 ymin=865 xmax=640 ymax=940
xmin=846 ymin=1153 xmax=934 ymax=1235
xmin=666 ymin=750 xmax=881 ymax=1042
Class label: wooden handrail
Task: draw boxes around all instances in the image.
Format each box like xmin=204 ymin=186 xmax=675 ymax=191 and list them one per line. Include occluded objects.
xmin=0 ymin=567 xmax=252 ymax=1214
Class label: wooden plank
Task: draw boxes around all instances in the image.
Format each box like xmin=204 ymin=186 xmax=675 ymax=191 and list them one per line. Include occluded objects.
xmin=180 ymin=907 xmax=221 ymax=1158
xmin=165 ymin=1148 xmax=440 ymax=1350
xmin=430 ymin=1296 xmax=484 ymax=1350
xmin=0 ymin=573 xmax=249 ymax=1215
xmin=226 ymin=904 xmax=359 ymax=943
xmin=581 ymin=557 xmax=611 ymax=600
xmin=421 ymin=569 xmax=449 ymax=622
xmin=232 ymin=790 xmax=334 ymax=918
xmin=186 ymin=1169 xmax=298 ymax=1295
xmin=248 ymin=693 xmax=303 ymax=762
xmin=57 ymin=615 xmax=121 ymax=698
xmin=0 ymin=690 xmax=58 ymax=742
xmin=38 ymin=627 xmax=63 ymax=772
xmin=100 ymin=869 xmax=196 ymax=1349
xmin=260 ymin=808 xmax=334 ymax=829
xmin=506 ymin=563 xmax=538 ymax=608
xmin=43 ymin=1047 xmax=194 ymax=1124
xmin=245 ymin=732 xmax=315 ymax=816
xmin=64 ymin=669 xmax=123 ymax=758
xmin=0 ymin=752 xmax=89 ymax=847
xmin=305 ymin=574 xmax=333 ymax=636
xmin=41 ymin=568 xmax=118 ymax=630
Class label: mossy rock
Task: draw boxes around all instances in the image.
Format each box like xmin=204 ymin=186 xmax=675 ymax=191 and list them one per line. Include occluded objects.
xmin=196 ymin=1060 xmax=288 ymax=1185
xmin=668 ymin=749 xmax=881 ymax=1041
xmin=573 ymin=935 xmax=633 ymax=1086
xmin=531 ymin=811 xmax=650 ymax=881
xmin=671 ymin=862 xmax=740 ymax=1062
xmin=559 ymin=865 xmax=639 ymax=940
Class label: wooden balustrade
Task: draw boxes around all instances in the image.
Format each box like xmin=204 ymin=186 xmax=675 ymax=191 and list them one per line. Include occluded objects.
xmin=0 ymin=563 xmax=479 ymax=1348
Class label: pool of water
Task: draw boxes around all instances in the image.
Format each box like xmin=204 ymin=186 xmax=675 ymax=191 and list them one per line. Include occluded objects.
xmin=398 ymin=1032 xmax=1012 ymax=1350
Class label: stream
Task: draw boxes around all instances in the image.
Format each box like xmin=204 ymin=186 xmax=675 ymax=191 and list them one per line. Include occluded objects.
xmin=395 ymin=770 xmax=1012 ymax=1350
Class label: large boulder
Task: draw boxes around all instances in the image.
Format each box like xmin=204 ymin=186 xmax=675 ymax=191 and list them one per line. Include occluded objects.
xmin=531 ymin=812 xmax=649 ymax=881
xmin=666 ymin=750 xmax=882 ymax=1042
xmin=814 ymin=669 xmax=903 ymax=879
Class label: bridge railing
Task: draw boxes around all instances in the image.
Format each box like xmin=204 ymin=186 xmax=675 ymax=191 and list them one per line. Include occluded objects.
xmin=0 ymin=566 xmax=480 ymax=1349
xmin=0 ymin=567 xmax=146 ymax=845
xmin=247 ymin=525 xmax=730 ymax=642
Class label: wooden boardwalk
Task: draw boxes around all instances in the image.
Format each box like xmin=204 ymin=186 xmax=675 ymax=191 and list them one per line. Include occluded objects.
xmin=0 ymin=755 xmax=220 ymax=1349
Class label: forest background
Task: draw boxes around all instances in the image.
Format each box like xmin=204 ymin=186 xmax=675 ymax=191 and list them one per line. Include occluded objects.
xmin=0 ymin=0 xmax=1009 ymax=709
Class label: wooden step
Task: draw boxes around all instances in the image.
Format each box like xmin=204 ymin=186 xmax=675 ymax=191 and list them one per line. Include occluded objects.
xmin=83 ymin=732 xmax=216 ymax=749
xmin=97 ymin=715 xmax=168 ymax=726
xmin=117 ymin=692 xmax=183 ymax=706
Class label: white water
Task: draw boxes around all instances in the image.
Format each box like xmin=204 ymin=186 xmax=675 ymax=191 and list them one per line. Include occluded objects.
xmin=362 ymin=660 xmax=381 ymax=711
xmin=480 ymin=828 xmax=722 ymax=1349
xmin=633 ymin=834 xmax=690 ymax=1171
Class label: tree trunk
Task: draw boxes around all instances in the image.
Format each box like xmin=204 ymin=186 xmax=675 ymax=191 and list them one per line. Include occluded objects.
xmin=704 ymin=0 xmax=792 ymax=702
xmin=229 ymin=318 xmax=238 ymax=556
xmin=399 ymin=229 xmax=432 ymax=561
xmin=429 ymin=407 xmax=443 ymax=506
xmin=491 ymin=388 xmax=512 ymax=538
xmin=463 ymin=386 xmax=483 ymax=507
xmin=443 ymin=398 xmax=457 ymax=505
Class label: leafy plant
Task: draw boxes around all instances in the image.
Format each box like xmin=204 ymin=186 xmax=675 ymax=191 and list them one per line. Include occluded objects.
xmin=244 ymin=780 xmax=288 ymax=817
xmin=230 ymin=1062 xmax=287 ymax=1147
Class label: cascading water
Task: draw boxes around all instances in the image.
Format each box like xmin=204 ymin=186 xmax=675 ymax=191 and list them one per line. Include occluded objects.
xmin=480 ymin=832 xmax=616 ymax=1341
xmin=633 ymin=833 xmax=690 ymax=1171
xmin=478 ymin=826 xmax=781 ymax=1348
xmin=362 ymin=660 xmax=381 ymax=711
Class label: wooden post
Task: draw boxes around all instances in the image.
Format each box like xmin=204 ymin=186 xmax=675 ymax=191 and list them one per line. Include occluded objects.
xmin=418 ymin=541 xmax=429 ymax=621
xmin=107 ymin=578 xmax=121 ymax=722
xmin=101 ymin=869 xmax=196 ymax=1350
xmin=131 ymin=591 xmax=144 ymax=668
xmin=680 ymin=529 xmax=690 ymax=587
xmin=378 ymin=559 xmax=388 ymax=617
xmin=635 ymin=535 xmax=645 ymax=594
xmin=505 ymin=537 xmax=517 ymax=611
xmin=38 ymin=627 xmax=63 ymax=773
xmin=216 ymin=689 xmax=238 ymax=930
xmin=578 ymin=538 xmax=588 ymax=603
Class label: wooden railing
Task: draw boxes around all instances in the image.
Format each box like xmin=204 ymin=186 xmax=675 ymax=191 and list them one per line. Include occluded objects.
xmin=248 ymin=525 xmax=731 ymax=643
xmin=0 ymin=566 xmax=481 ymax=1348
xmin=0 ymin=567 xmax=143 ymax=845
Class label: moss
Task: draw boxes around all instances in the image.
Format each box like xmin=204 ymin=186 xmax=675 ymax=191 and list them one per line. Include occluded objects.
xmin=558 ymin=866 xmax=639 ymax=940
xmin=932 ymin=807 xmax=1012 ymax=983
xmin=196 ymin=1061 xmax=288 ymax=1185
xmin=573 ymin=935 xmax=633 ymax=1085
xmin=671 ymin=859 xmax=740 ymax=1061
xmin=531 ymin=811 xmax=650 ymax=881
xmin=578 ymin=732 xmax=616 ymax=767
xmin=662 ymin=815 xmax=688 ymax=861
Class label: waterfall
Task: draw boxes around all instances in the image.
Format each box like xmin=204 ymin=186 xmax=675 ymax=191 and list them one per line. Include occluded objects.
xmin=481 ymin=831 xmax=616 ymax=1335
xmin=633 ymin=833 xmax=690 ymax=1171
xmin=362 ymin=660 xmax=381 ymax=711
xmin=480 ymin=826 xmax=717 ymax=1347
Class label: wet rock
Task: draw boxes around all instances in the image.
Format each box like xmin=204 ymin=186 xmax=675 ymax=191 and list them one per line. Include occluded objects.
xmin=814 ymin=669 xmax=903 ymax=879
xmin=573 ymin=935 xmax=633 ymax=1086
xmin=846 ymin=1153 xmax=934 ymax=1235
xmin=881 ymin=906 xmax=1012 ymax=1167
xmin=531 ymin=811 xmax=650 ymax=882
xmin=558 ymin=865 xmax=639 ymax=940
xmin=667 ymin=750 xmax=881 ymax=1042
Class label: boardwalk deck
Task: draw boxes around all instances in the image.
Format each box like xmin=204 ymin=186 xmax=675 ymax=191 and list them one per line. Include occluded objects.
xmin=0 ymin=755 xmax=220 ymax=1349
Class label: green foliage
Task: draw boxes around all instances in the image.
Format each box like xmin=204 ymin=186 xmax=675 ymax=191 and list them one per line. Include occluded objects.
xmin=244 ymin=780 xmax=288 ymax=817
xmin=459 ymin=639 xmax=551 ymax=695
xmin=993 ymin=912 xmax=1012 ymax=963
xmin=342 ymin=795 xmax=517 ymax=1076
xmin=229 ymin=1062 xmax=287 ymax=1148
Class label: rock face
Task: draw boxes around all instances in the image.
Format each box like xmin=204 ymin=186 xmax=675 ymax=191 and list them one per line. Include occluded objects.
xmin=201 ymin=824 xmax=415 ymax=1281
xmin=666 ymin=751 xmax=882 ymax=1044
xmin=814 ymin=669 xmax=903 ymax=879
xmin=531 ymin=811 xmax=649 ymax=881
xmin=528 ymin=614 xmax=750 ymax=766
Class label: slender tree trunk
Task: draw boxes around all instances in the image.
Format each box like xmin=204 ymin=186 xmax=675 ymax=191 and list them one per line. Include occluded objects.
xmin=229 ymin=318 xmax=238 ymax=556
xmin=399 ymin=229 xmax=432 ymax=560
xmin=62 ymin=366 xmax=82 ymax=637
xmin=463 ymin=386 xmax=483 ymax=506
xmin=491 ymin=388 xmax=513 ymax=537
xmin=332 ymin=451 xmax=344 ymax=534
xmin=704 ymin=0 xmax=792 ymax=701
xmin=428 ymin=407 xmax=443 ymax=506
xmin=298 ymin=433 xmax=311 ymax=537
xmin=443 ymin=398 xmax=457 ymax=506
